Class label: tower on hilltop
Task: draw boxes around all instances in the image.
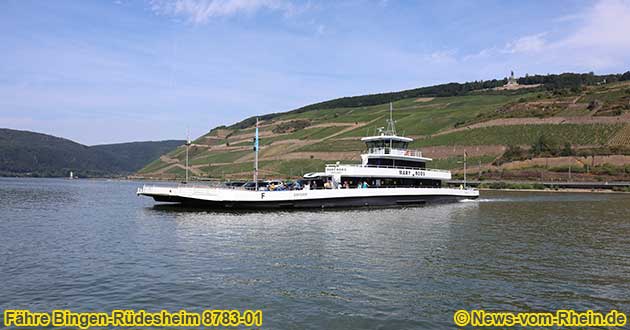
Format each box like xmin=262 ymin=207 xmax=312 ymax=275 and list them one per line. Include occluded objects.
xmin=507 ymin=70 xmax=518 ymax=86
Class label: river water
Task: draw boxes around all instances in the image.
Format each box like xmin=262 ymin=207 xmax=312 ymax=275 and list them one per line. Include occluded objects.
xmin=1 ymin=178 xmax=629 ymax=329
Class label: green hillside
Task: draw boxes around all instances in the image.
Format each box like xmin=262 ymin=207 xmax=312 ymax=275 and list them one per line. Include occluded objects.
xmin=91 ymin=140 xmax=185 ymax=172
xmin=0 ymin=128 xmax=184 ymax=177
xmin=137 ymin=72 xmax=630 ymax=181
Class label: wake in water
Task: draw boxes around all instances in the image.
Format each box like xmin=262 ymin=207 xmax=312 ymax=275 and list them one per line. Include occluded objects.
xmin=460 ymin=198 xmax=494 ymax=202
xmin=463 ymin=191 xmax=614 ymax=204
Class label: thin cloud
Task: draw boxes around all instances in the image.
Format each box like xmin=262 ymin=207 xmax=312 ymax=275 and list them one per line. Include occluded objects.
xmin=503 ymin=33 xmax=547 ymax=54
xmin=316 ymin=24 xmax=325 ymax=35
xmin=560 ymin=0 xmax=630 ymax=51
xmin=428 ymin=50 xmax=457 ymax=64
xmin=463 ymin=0 xmax=630 ymax=70
xmin=149 ymin=0 xmax=305 ymax=24
xmin=552 ymin=13 xmax=585 ymax=22
xmin=543 ymin=0 xmax=630 ymax=68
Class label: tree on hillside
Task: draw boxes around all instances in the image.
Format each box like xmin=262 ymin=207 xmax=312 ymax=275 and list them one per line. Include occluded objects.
xmin=560 ymin=142 xmax=574 ymax=156
xmin=493 ymin=144 xmax=528 ymax=166
xmin=530 ymin=135 xmax=558 ymax=156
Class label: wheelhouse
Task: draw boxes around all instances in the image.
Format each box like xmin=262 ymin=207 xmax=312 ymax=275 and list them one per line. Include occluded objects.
xmin=360 ymin=135 xmax=431 ymax=169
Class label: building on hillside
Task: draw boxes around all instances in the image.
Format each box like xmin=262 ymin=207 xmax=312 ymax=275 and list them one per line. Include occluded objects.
xmin=506 ymin=70 xmax=518 ymax=86
xmin=493 ymin=71 xmax=540 ymax=91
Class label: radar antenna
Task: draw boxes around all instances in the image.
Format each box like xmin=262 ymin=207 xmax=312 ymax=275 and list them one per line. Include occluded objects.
xmin=385 ymin=102 xmax=397 ymax=136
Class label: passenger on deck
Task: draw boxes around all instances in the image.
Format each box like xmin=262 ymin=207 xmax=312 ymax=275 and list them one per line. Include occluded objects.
xmin=362 ymin=181 xmax=369 ymax=189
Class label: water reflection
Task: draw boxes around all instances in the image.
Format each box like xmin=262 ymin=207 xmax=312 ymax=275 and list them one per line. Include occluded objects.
xmin=2 ymin=179 xmax=630 ymax=329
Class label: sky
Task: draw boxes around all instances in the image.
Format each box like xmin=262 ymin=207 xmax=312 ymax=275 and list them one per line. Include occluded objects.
xmin=1 ymin=0 xmax=630 ymax=145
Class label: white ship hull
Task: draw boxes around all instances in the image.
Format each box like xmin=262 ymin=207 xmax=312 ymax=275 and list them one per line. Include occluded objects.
xmin=137 ymin=185 xmax=479 ymax=209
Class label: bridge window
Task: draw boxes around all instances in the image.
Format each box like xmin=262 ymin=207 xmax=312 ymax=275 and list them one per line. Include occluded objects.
xmin=366 ymin=140 xmax=408 ymax=149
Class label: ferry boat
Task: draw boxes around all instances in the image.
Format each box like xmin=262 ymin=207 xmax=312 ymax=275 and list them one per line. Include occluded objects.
xmin=137 ymin=105 xmax=478 ymax=208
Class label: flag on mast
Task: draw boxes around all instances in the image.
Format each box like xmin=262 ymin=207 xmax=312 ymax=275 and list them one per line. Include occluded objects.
xmin=254 ymin=120 xmax=259 ymax=152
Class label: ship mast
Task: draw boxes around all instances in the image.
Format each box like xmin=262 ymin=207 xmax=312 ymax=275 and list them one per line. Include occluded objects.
xmin=254 ymin=117 xmax=259 ymax=191
xmin=386 ymin=102 xmax=396 ymax=148
xmin=385 ymin=102 xmax=397 ymax=134
xmin=185 ymin=128 xmax=191 ymax=183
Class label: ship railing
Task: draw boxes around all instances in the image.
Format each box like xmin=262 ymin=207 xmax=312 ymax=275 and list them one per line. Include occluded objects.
xmin=138 ymin=183 xmax=223 ymax=192
xmin=137 ymin=183 xmax=468 ymax=193
xmin=139 ymin=182 xmax=290 ymax=192
xmin=278 ymin=186 xmax=449 ymax=190
xmin=326 ymin=163 xmax=451 ymax=173
xmin=366 ymin=147 xmax=423 ymax=158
